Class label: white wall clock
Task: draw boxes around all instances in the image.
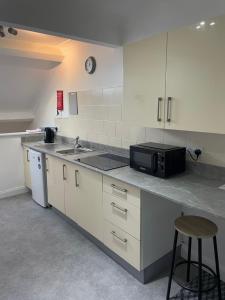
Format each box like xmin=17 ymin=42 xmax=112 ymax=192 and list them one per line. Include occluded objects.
xmin=85 ymin=56 xmax=96 ymax=74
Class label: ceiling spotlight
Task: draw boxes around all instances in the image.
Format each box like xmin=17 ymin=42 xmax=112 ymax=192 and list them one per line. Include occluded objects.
xmin=210 ymin=22 xmax=215 ymax=26
xmin=8 ymin=27 xmax=18 ymax=35
xmin=196 ymin=25 xmax=201 ymax=30
xmin=200 ymin=21 xmax=205 ymax=26
xmin=0 ymin=25 xmax=5 ymax=37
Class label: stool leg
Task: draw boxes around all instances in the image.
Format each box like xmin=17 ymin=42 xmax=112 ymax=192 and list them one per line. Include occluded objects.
xmin=186 ymin=237 xmax=192 ymax=282
xmin=213 ymin=236 xmax=222 ymax=300
xmin=166 ymin=230 xmax=178 ymax=300
xmin=198 ymin=238 xmax=202 ymax=300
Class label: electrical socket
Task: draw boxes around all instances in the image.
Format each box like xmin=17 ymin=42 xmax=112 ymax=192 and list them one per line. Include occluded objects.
xmin=186 ymin=146 xmax=203 ymax=161
xmin=187 ymin=146 xmax=203 ymax=155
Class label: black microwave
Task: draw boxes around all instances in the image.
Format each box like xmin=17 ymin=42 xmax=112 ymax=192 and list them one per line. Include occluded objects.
xmin=130 ymin=142 xmax=186 ymax=178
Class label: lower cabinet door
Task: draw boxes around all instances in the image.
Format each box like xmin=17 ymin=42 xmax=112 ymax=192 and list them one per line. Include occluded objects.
xmin=103 ymin=220 xmax=140 ymax=270
xmin=46 ymin=155 xmax=65 ymax=214
xmin=64 ymin=163 xmax=103 ymax=242
xmin=64 ymin=163 xmax=80 ymax=223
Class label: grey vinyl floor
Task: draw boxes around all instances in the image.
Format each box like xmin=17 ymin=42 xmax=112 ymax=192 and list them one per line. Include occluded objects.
xmin=0 ymin=193 xmax=180 ymax=300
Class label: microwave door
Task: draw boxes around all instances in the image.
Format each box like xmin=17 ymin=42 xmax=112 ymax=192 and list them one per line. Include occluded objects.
xmin=132 ymin=149 xmax=158 ymax=174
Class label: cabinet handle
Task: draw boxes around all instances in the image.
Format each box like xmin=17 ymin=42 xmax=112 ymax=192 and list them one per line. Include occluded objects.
xmin=157 ymin=97 xmax=162 ymax=122
xmin=111 ymin=184 xmax=127 ymax=193
xmin=167 ymin=97 xmax=172 ymax=122
xmin=75 ymin=170 xmax=79 ymax=187
xmin=111 ymin=231 xmax=127 ymax=244
xmin=46 ymin=157 xmax=49 ymax=172
xmin=111 ymin=202 xmax=128 ymax=214
xmin=63 ymin=164 xmax=67 ymax=180
xmin=26 ymin=150 xmax=30 ymax=162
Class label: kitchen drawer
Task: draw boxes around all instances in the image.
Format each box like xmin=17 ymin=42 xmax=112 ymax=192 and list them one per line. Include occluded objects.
xmin=103 ymin=220 xmax=140 ymax=270
xmin=103 ymin=176 xmax=140 ymax=208
xmin=103 ymin=192 xmax=140 ymax=240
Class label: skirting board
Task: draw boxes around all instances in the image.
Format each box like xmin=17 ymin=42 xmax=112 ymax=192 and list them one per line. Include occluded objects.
xmin=0 ymin=186 xmax=28 ymax=200
xmin=52 ymin=206 xmax=181 ymax=284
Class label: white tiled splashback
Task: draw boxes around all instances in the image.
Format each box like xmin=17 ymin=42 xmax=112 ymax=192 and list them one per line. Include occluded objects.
xmin=55 ymin=86 xmax=225 ymax=167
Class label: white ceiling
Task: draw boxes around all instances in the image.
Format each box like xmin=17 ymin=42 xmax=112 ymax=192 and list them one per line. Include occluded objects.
xmin=0 ymin=0 xmax=225 ymax=45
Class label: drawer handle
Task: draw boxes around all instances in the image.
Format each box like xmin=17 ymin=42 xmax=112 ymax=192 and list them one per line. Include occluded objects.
xmin=111 ymin=231 xmax=127 ymax=244
xmin=111 ymin=184 xmax=127 ymax=193
xmin=111 ymin=202 xmax=128 ymax=214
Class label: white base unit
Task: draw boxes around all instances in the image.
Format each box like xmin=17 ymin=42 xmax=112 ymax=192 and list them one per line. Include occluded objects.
xmin=102 ymin=176 xmax=182 ymax=272
xmin=30 ymin=150 xmax=48 ymax=207
xmin=36 ymin=152 xmax=182 ymax=282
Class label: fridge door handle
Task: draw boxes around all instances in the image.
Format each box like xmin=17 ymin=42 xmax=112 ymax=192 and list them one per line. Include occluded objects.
xmin=45 ymin=157 xmax=49 ymax=172
xmin=26 ymin=149 xmax=30 ymax=162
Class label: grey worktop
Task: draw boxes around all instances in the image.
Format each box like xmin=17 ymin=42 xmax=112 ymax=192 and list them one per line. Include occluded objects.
xmin=23 ymin=141 xmax=225 ymax=219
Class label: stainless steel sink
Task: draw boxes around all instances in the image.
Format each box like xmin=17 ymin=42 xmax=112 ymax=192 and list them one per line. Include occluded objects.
xmin=56 ymin=148 xmax=93 ymax=155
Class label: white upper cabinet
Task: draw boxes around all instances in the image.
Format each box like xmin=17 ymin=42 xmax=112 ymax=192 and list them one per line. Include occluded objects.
xmin=123 ymin=33 xmax=167 ymax=128
xmin=124 ymin=14 xmax=225 ymax=134
xmin=166 ymin=14 xmax=225 ymax=133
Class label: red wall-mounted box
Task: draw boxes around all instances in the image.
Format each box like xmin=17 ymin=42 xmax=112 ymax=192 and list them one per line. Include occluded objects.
xmin=57 ymin=90 xmax=64 ymax=111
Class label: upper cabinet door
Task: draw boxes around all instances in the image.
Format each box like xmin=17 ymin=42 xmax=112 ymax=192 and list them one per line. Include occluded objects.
xmin=166 ymin=15 xmax=225 ymax=133
xmin=123 ymin=33 xmax=167 ymax=128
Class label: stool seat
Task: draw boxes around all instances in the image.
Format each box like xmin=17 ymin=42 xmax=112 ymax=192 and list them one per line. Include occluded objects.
xmin=175 ymin=215 xmax=218 ymax=239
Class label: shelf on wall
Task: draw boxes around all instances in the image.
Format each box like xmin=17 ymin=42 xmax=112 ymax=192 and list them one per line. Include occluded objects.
xmin=0 ymin=39 xmax=64 ymax=65
xmin=0 ymin=112 xmax=34 ymax=122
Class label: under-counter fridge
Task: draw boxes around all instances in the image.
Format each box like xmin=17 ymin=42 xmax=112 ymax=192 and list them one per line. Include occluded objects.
xmin=30 ymin=149 xmax=48 ymax=207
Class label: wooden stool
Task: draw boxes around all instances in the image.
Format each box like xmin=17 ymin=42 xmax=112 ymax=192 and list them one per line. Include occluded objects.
xmin=166 ymin=215 xmax=222 ymax=300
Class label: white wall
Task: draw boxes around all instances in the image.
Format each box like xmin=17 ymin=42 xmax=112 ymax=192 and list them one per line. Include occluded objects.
xmin=31 ymin=40 xmax=123 ymax=129
xmin=0 ymin=55 xmax=49 ymax=116
xmin=0 ymin=136 xmax=26 ymax=199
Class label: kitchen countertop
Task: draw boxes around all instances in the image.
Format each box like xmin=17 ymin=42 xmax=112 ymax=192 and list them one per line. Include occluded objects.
xmin=23 ymin=141 xmax=225 ymax=219
xmin=0 ymin=132 xmax=43 ymax=138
